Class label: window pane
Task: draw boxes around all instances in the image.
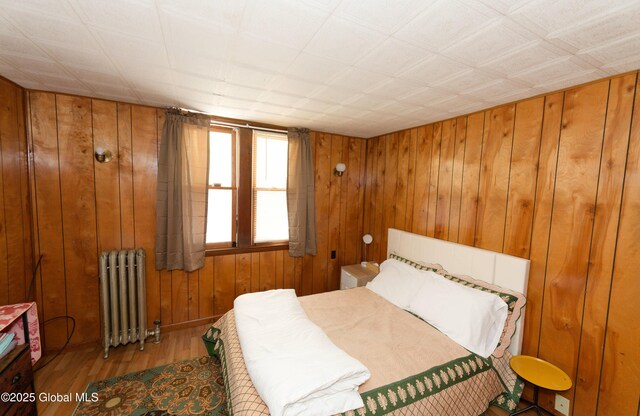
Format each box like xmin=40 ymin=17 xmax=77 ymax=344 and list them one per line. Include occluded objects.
xmin=254 ymin=190 xmax=288 ymax=243
xmin=206 ymin=189 xmax=233 ymax=244
xmin=209 ymin=131 xmax=232 ymax=187
xmin=254 ymin=133 xmax=287 ymax=189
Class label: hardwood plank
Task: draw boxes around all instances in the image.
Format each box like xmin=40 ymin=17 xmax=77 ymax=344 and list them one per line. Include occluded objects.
xmin=538 ymin=80 xmax=610 ymax=407
xmin=411 ymin=125 xmax=433 ymax=236
xmin=117 ymin=103 xmax=135 ymax=248
xmin=435 ymin=119 xmax=455 ymax=240
xmin=426 ymin=123 xmax=441 ymax=238
xmin=579 ymin=74 xmax=637 ymax=416
xmin=259 ymin=251 xmax=276 ymax=291
xmin=235 ymin=253 xmax=251 ymax=297
xmin=448 ymin=116 xmax=467 ymax=243
xmin=475 ymin=104 xmax=515 ymax=252
xmin=503 ymin=97 xmax=544 ymax=258
xmin=131 ymin=105 xmax=160 ymax=328
xmin=458 ymin=113 xmax=484 ymax=246
xmin=92 ymin=99 xmax=121 ymax=253
xmin=394 ymin=130 xmax=410 ymax=231
xmin=214 ymin=254 xmax=235 ymax=315
xmin=522 ymin=93 xmax=563 ymax=362
xmin=56 ymin=94 xmax=99 ymax=345
xmin=198 ymin=256 xmax=215 ymax=318
xmin=29 ymin=92 xmax=68 ymax=349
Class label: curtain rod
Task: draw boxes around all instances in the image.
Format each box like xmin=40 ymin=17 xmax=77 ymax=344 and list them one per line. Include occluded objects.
xmin=211 ymin=120 xmax=288 ymax=134
xmin=167 ymin=107 xmax=288 ymax=134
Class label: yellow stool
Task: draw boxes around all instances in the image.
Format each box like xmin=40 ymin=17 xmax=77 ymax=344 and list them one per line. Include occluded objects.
xmin=509 ymin=355 xmax=572 ymax=415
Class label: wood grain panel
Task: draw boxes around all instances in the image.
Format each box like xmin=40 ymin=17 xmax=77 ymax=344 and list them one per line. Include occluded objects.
xmin=426 ymin=124 xmax=441 ymax=238
xmin=0 ymin=80 xmax=30 ymax=304
xmin=235 ymin=253 xmax=251 ymax=297
xmin=411 ymin=125 xmax=432 ymax=235
xmin=131 ymin=105 xmax=160 ymax=328
xmin=458 ymin=113 xmax=484 ymax=246
xmin=394 ymin=130 xmax=410 ymax=231
xmin=16 ymin=87 xmax=32 ymax=303
xmin=344 ymin=138 xmax=363 ymax=265
xmin=171 ymin=270 xmax=189 ymax=323
xmin=522 ymin=93 xmax=563 ymax=360
xmin=448 ymin=116 xmax=467 ymax=243
xmin=29 ymin=92 xmax=68 ymax=350
xmin=259 ymin=251 xmax=276 ymax=291
xmin=362 ymin=138 xmax=376 ymax=249
xmin=597 ymin=73 xmax=640 ymax=416
xmin=187 ymin=271 xmax=199 ymax=320
xmin=404 ymin=129 xmax=418 ymax=232
xmin=213 ymin=255 xmax=235 ymax=315
xmin=371 ymin=138 xmax=386 ymax=261
xmin=283 ymin=252 xmax=295 ymax=289
xmin=160 ymin=270 xmax=172 ymax=324
xmin=503 ymin=98 xmax=544 ymax=258
xmin=275 ymin=250 xmax=284 ymax=289
xmin=313 ymin=132 xmax=330 ymax=294
xmin=117 ymin=103 xmax=135 ymax=249
xmin=250 ymin=253 xmax=260 ymax=293
xmin=538 ymin=80 xmax=610 ymax=408
xmin=475 ymin=105 xmax=515 ymax=252
xmin=327 ymin=134 xmax=342 ymax=290
xmin=435 ymin=119 xmax=455 ymax=240
xmin=198 ymin=256 xmax=214 ymax=318
xmin=56 ymin=95 xmax=99 ymax=345
xmin=92 ymin=100 xmax=121 ymax=252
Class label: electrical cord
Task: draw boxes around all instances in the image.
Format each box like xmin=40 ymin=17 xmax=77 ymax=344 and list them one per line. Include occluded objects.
xmin=24 ymin=254 xmax=76 ymax=373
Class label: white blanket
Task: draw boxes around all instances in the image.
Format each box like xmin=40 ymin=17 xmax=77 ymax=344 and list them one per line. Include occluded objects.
xmin=234 ymin=289 xmax=370 ymax=416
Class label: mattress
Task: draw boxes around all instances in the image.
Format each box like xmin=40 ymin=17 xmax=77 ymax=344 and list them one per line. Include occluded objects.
xmin=204 ymin=287 xmax=523 ymax=416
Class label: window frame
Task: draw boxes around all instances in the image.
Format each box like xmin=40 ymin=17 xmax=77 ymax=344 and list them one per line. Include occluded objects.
xmin=205 ymin=126 xmax=237 ymax=250
xmin=205 ymin=125 xmax=289 ymax=256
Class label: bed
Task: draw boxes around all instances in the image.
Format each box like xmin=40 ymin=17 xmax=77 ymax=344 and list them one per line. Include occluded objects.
xmin=203 ymin=228 xmax=529 ymax=416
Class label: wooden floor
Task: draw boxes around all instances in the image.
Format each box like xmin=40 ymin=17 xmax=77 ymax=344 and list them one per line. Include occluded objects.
xmin=34 ymin=323 xmax=212 ymax=415
xmin=34 ymin=323 xmax=541 ymax=416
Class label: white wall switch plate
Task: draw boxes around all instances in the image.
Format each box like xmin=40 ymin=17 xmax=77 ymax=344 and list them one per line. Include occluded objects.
xmin=555 ymin=394 xmax=570 ymax=416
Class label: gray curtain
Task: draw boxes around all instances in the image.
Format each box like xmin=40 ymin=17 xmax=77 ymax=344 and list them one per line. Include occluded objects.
xmin=156 ymin=112 xmax=210 ymax=272
xmin=286 ymin=127 xmax=317 ymax=256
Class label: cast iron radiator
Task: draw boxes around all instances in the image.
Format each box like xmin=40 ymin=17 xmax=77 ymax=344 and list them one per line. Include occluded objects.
xmin=99 ymin=249 xmax=160 ymax=358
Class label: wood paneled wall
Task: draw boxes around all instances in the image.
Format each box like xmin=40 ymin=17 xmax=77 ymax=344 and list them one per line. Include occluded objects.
xmin=0 ymin=78 xmax=32 ymax=306
xmin=24 ymin=90 xmax=367 ymax=351
xmin=362 ymin=72 xmax=639 ymax=416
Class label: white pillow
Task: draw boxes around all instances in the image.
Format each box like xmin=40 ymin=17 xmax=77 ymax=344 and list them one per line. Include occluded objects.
xmin=365 ymin=258 xmax=429 ymax=309
xmin=408 ymin=271 xmax=508 ymax=358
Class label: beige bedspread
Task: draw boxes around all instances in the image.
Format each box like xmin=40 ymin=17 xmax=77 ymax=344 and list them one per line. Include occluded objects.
xmin=204 ymin=287 xmax=523 ymax=416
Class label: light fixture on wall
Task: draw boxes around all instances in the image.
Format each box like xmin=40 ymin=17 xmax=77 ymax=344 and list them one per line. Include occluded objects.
xmin=95 ymin=146 xmax=113 ymax=163
xmin=334 ymin=162 xmax=346 ymax=177
xmin=361 ymin=233 xmax=373 ymax=267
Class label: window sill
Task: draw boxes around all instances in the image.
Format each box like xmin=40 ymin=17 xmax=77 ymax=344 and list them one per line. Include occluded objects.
xmin=205 ymin=243 xmax=289 ymax=257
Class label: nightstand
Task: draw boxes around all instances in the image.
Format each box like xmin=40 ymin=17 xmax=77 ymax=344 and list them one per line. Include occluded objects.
xmin=340 ymin=263 xmax=379 ymax=290
xmin=0 ymin=343 xmax=37 ymax=416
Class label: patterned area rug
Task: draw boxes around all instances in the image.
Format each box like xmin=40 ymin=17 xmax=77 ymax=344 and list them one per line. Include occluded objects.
xmin=73 ymin=356 xmax=227 ymax=416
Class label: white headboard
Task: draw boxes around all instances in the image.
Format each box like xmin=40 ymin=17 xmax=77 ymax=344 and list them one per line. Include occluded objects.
xmin=387 ymin=228 xmax=530 ymax=356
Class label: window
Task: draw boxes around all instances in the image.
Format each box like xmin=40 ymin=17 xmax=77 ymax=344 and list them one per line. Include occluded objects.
xmin=205 ymin=126 xmax=289 ymax=250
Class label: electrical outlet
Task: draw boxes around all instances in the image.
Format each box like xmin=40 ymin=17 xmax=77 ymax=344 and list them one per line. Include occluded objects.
xmin=555 ymin=394 xmax=570 ymax=416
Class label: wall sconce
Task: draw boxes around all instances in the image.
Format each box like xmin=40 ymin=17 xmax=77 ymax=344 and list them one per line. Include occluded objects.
xmin=95 ymin=146 xmax=113 ymax=163
xmin=334 ymin=163 xmax=346 ymax=177
xmin=361 ymin=233 xmax=373 ymax=267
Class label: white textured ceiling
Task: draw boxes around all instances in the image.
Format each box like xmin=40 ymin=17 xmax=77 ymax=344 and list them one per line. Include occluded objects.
xmin=1 ymin=0 xmax=639 ymax=138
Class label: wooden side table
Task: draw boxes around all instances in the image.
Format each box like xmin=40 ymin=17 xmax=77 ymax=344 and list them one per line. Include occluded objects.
xmin=509 ymin=355 xmax=572 ymax=415
xmin=340 ymin=263 xmax=379 ymax=290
